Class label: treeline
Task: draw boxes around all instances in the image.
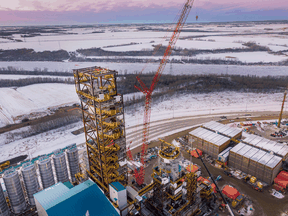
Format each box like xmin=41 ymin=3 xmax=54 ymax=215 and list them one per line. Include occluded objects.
xmin=75 ymin=42 xmax=270 ymax=57
xmin=2 ymin=116 xmax=81 ymax=146
xmin=0 ymin=49 xmax=70 ymax=61
xmin=119 ymin=73 xmax=288 ymax=107
xmin=71 ymin=57 xmax=288 ymax=66
xmin=0 ymin=66 xmax=73 ymax=76
xmin=30 ymin=115 xmax=81 ymax=135
xmin=0 ymin=77 xmax=74 ymax=87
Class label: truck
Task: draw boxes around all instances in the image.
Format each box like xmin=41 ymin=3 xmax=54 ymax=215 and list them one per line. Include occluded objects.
xmin=244 ymin=176 xmax=263 ymax=192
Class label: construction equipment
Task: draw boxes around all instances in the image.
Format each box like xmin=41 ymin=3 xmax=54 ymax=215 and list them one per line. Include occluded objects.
xmin=194 ymin=145 xmax=235 ymax=216
xmin=129 ymin=0 xmax=195 ymax=186
xmin=0 ymin=161 xmax=10 ymax=172
xmin=244 ymin=176 xmax=263 ymax=192
xmin=278 ymin=90 xmax=287 ymax=128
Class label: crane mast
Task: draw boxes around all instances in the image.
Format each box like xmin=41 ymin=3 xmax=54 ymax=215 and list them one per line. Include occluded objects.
xmin=278 ymin=90 xmax=287 ymax=128
xmin=132 ymin=0 xmax=195 ymax=185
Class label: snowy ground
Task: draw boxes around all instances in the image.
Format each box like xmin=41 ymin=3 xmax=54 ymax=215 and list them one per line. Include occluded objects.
xmin=0 ymin=83 xmax=78 ymax=127
xmin=0 ymin=75 xmax=71 ymax=80
xmin=1 ymin=61 xmax=288 ymax=77
xmin=1 ymin=90 xmax=287 ymax=161
xmin=0 ymin=122 xmax=85 ymax=161
xmin=84 ymin=51 xmax=288 ymax=63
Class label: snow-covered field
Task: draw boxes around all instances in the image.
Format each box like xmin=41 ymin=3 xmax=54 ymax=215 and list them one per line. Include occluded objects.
xmin=1 ymin=61 xmax=288 ymax=77
xmin=191 ymin=52 xmax=288 ymax=63
xmin=86 ymin=52 xmax=288 ymax=63
xmin=1 ymin=22 xmax=288 ymax=161
xmin=0 ymin=75 xmax=71 ymax=80
xmin=0 ymin=122 xmax=85 ymax=161
xmin=0 ymin=83 xmax=78 ymax=127
xmin=1 ymin=89 xmax=287 ymax=161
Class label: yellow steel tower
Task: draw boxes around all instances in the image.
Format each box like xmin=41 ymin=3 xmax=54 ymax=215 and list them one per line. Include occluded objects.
xmin=73 ymin=66 xmax=127 ymax=192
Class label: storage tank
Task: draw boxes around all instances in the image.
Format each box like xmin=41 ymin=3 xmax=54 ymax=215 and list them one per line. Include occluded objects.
xmin=53 ymin=149 xmax=69 ymax=183
xmin=38 ymin=156 xmax=55 ymax=189
xmin=3 ymin=168 xmax=27 ymax=214
xmin=21 ymin=162 xmax=39 ymax=206
xmin=67 ymin=144 xmax=80 ymax=182
xmin=0 ymin=179 xmax=9 ymax=216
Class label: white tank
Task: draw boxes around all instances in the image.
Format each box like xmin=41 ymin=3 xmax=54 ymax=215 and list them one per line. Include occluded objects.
xmin=21 ymin=162 xmax=39 ymax=206
xmin=3 ymin=168 xmax=27 ymax=214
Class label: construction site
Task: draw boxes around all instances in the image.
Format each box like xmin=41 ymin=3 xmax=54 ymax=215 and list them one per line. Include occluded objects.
xmin=1 ymin=0 xmax=288 ymax=216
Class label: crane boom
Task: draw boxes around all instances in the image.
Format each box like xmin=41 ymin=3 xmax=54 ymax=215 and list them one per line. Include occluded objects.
xmin=131 ymin=0 xmax=195 ymax=185
xmin=278 ymin=90 xmax=287 ymax=128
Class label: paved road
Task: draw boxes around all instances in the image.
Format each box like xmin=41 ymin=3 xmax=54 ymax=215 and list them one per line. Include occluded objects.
xmin=126 ymin=111 xmax=282 ymax=150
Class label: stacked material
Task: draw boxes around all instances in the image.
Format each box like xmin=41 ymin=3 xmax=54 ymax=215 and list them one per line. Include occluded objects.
xmin=228 ymin=143 xmax=246 ymax=168
xmin=241 ymin=148 xmax=259 ymax=174
xmin=243 ymin=134 xmax=288 ymax=159
xmin=263 ymin=155 xmax=283 ymax=184
xmin=274 ymin=171 xmax=288 ymax=189
xmin=202 ymin=121 xmax=242 ymax=139
xmin=189 ymin=127 xmax=230 ymax=159
xmin=229 ymin=143 xmax=283 ymax=184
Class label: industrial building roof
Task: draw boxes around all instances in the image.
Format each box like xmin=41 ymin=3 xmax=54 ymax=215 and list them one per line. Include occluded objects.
xmin=189 ymin=127 xmax=230 ymax=146
xmin=230 ymin=143 xmax=246 ymax=154
xmin=202 ymin=121 xmax=242 ymax=138
xmin=110 ymin=182 xmax=125 ymax=192
xmin=277 ymin=146 xmax=288 ymax=157
xmin=250 ymin=150 xmax=267 ymax=162
xmin=243 ymin=134 xmax=288 ymax=158
xmin=258 ymin=153 xmax=275 ymax=166
xmin=265 ymin=155 xmax=282 ymax=169
xmin=34 ymin=180 xmax=119 ymax=216
xmin=243 ymin=147 xmax=259 ymax=159
xmin=236 ymin=145 xmax=253 ymax=156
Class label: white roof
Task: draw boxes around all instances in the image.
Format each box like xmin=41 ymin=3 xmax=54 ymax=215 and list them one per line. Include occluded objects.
xmin=255 ymin=139 xmax=270 ymax=148
xmin=243 ymin=147 xmax=259 ymax=159
xmin=250 ymin=137 xmax=264 ymax=146
xmin=274 ymin=143 xmax=285 ymax=153
xmin=189 ymin=127 xmax=230 ymax=146
xmin=258 ymin=153 xmax=275 ymax=166
xmin=277 ymin=145 xmax=288 ymax=157
xmin=265 ymin=155 xmax=282 ymax=169
xmin=202 ymin=121 xmax=241 ymax=138
xmin=250 ymin=149 xmax=267 ymax=162
xmin=237 ymin=145 xmax=253 ymax=156
xmin=230 ymin=143 xmax=246 ymax=154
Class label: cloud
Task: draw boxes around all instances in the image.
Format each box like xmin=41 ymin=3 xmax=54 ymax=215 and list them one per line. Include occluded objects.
xmin=2 ymin=0 xmax=287 ymax=12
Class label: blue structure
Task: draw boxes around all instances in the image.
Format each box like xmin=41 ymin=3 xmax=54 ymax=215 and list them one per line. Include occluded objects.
xmin=34 ymin=180 xmax=119 ymax=216
xmin=110 ymin=182 xmax=126 ymax=192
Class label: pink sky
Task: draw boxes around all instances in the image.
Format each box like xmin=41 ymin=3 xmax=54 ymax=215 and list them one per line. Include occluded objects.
xmin=1 ymin=0 xmax=287 ymax=12
xmin=0 ymin=0 xmax=287 ymax=25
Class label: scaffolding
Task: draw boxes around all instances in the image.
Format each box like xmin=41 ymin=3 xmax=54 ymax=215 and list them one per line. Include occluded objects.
xmin=73 ymin=66 xmax=127 ymax=192
xmin=137 ymin=139 xmax=205 ymax=216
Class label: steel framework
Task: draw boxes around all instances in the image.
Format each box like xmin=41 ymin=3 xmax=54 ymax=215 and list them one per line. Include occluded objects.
xmin=73 ymin=66 xmax=127 ymax=192
xmin=130 ymin=0 xmax=195 ymax=185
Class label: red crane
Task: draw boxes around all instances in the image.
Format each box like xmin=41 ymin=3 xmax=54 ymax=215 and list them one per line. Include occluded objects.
xmin=127 ymin=0 xmax=195 ymax=185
